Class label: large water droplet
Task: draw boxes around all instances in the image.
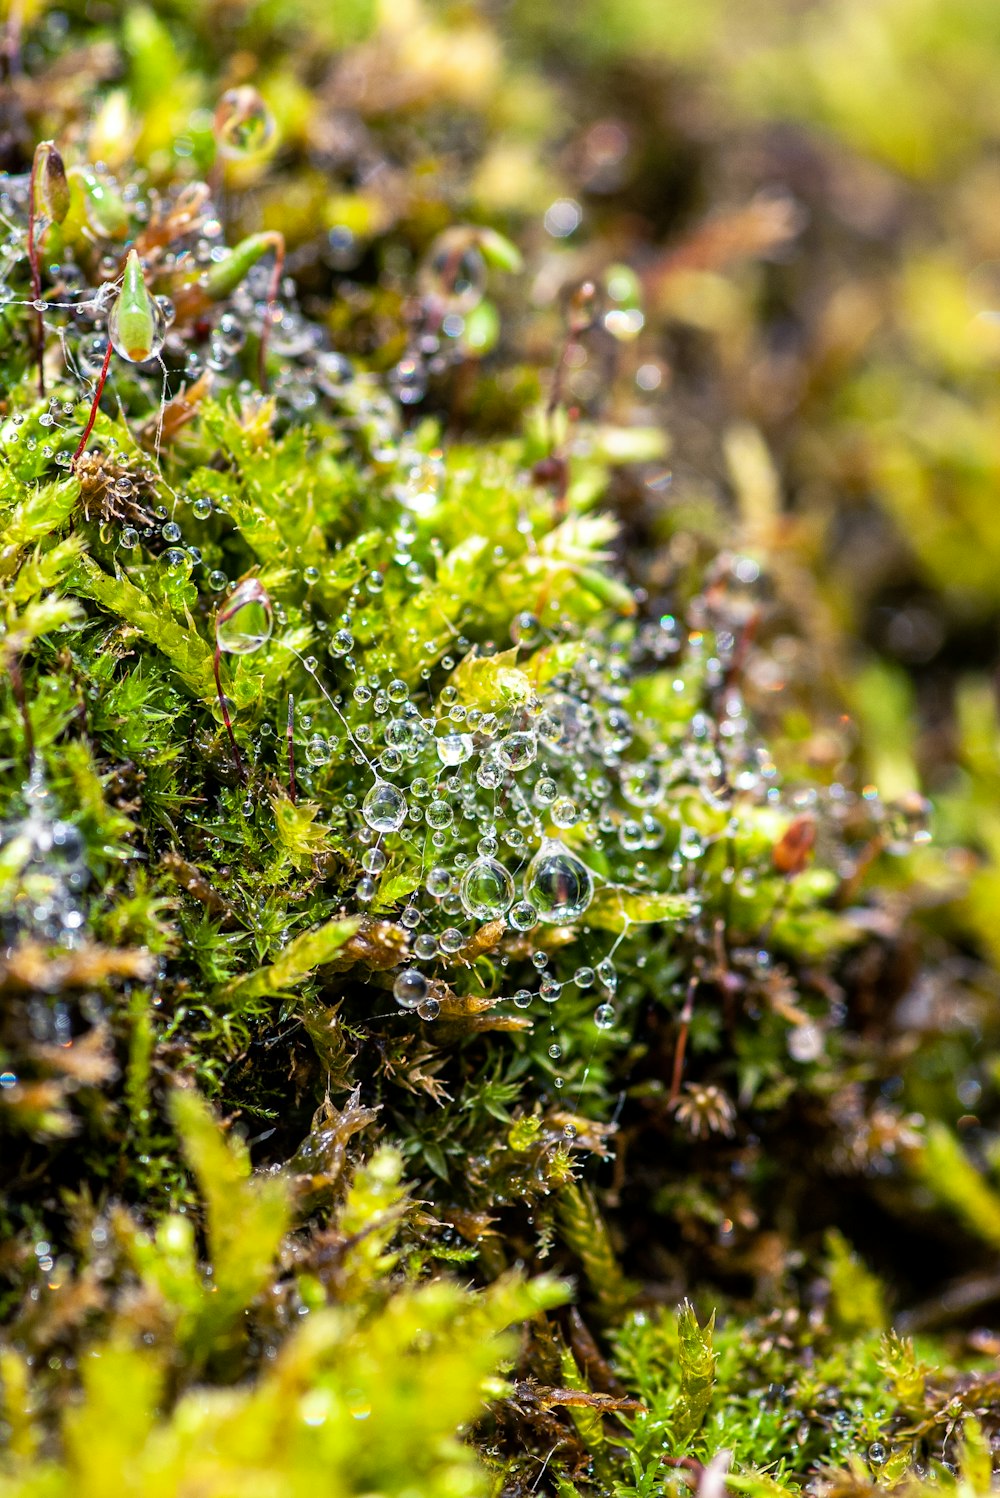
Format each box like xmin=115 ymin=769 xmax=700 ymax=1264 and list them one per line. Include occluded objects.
xmin=215 ymin=579 xmax=273 ymax=654
xmin=394 ymin=968 xmax=427 ymax=1009
xmin=363 ymin=780 xmax=407 ymax=834
xmin=524 ymin=839 xmax=594 ymax=924
xmin=497 ymin=731 xmax=536 ymax=772
xmin=460 ymin=857 xmax=514 ymax=920
xmin=419 ymin=228 xmax=486 ymax=316
xmin=214 ymin=86 xmax=276 ymax=160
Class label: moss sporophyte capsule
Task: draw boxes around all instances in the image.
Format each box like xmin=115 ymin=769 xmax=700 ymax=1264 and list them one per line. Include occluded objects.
xmin=109 ymin=249 xmax=166 ymax=364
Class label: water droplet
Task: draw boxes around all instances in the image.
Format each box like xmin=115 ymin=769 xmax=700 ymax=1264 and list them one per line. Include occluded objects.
xmin=460 ymin=857 xmax=514 ymax=920
xmin=620 ymin=762 xmax=664 ymax=808
xmin=884 ymin=791 xmax=932 ymax=853
xmin=497 ymin=731 xmax=536 ymax=772
xmin=596 ymin=958 xmax=617 ymax=991
xmin=679 ymin=828 xmax=705 ymax=860
xmin=215 ymin=579 xmax=273 ymax=654
xmin=426 ymin=799 xmax=454 ymax=830
xmin=525 ymin=840 xmax=594 ymax=924
xmin=419 ymin=228 xmax=487 ymax=316
xmin=594 ymin=1003 xmax=616 ymax=1029
xmin=510 ymin=611 xmax=542 ymax=647
xmin=787 ymin=1022 xmax=824 ymax=1063
xmin=437 ymin=733 xmax=472 ymax=766
xmin=551 ymin=797 xmax=578 ymax=830
xmin=363 ymin=781 xmax=407 ymax=834
xmin=508 ymin=899 xmax=538 ymax=931
xmin=214 ymin=86 xmax=276 ymax=160
xmin=394 ymin=968 xmax=427 ymax=1009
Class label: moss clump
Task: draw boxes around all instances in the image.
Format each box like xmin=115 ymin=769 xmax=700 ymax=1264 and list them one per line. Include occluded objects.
xmin=2 ymin=4 xmax=1000 ymax=1497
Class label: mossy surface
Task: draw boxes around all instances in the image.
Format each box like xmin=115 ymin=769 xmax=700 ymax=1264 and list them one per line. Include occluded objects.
xmin=2 ymin=3 xmax=1000 ymax=1496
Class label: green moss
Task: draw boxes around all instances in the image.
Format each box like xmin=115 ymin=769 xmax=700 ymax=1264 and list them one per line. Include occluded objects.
xmin=2 ymin=1 xmax=1000 ymax=1494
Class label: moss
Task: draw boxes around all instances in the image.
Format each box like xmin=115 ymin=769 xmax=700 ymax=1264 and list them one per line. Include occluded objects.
xmin=1 ymin=1 xmax=1000 ymax=1495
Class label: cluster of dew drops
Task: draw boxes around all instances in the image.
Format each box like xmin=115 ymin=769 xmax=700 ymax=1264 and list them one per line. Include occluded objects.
xmin=0 ymin=83 xmax=507 ymax=486
xmin=218 ymin=566 xmax=752 ymax=1046
xmin=0 ymin=100 xmax=934 ymax=1092
xmin=212 ymin=535 xmax=934 ymax=1098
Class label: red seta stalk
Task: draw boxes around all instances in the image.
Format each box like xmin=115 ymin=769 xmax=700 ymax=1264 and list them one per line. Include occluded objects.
xmin=286 ymin=693 xmax=297 ymax=804
xmin=213 ymin=645 xmax=246 ymax=783
xmin=71 ymin=338 xmax=113 ymax=467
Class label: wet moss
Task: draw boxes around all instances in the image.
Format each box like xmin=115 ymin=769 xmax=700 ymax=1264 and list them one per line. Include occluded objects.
xmin=1 ymin=3 xmax=1000 ymax=1495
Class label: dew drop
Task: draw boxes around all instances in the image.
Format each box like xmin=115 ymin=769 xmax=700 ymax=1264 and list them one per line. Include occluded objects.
xmin=362 ymin=781 xmax=407 ymax=834
xmin=215 ymin=579 xmax=273 ymax=654
xmin=460 ymin=857 xmax=514 ymax=920
xmin=525 ymin=840 xmax=594 ymax=924
xmin=214 ymin=85 xmax=275 ymax=160
xmin=394 ymin=968 xmax=427 ymax=1009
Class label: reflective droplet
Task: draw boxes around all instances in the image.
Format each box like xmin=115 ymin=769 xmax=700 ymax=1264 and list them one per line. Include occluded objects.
xmin=497 ymin=731 xmax=536 ymax=772
xmin=510 ymin=611 xmax=542 ymax=647
xmin=215 ymin=579 xmax=273 ymax=654
xmin=460 ymin=857 xmax=514 ymax=920
xmin=214 ymin=86 xmax=276 ymax=161
xmin=419 ymin=228 xmax=487 ymax=316
xmin=525 ymin=840 xmax=594 ymax=924
xmin=362 ymin=780 xmax=407 ymax=835
xmin=884 ymin=791 xmax=932 ymax=853
xmin=394 ymin=968 xmax=427 ymax=1009
xmin=620 ymin=762 xmax=664 ymax=808
xmin=437 ymin=732 xmax=472 ymax=766
xmin=508 ymin=899 xmax=538 ymax=932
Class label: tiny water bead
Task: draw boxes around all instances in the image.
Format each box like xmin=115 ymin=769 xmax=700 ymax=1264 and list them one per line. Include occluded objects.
xmin=460 ymin=857 xmax=515 ymax=920
xmin=215 ymin=579 xmax=273 ymax=654
xmin=362 ymin=780 xmax=407 ymax=835
xmin=525 ymin=840 xmax=594 ymax=924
